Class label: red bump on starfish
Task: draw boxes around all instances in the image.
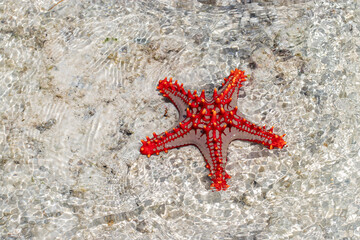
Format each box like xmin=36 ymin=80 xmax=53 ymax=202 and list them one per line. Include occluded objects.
xmin=140 ymin=69 xmax=287 ymax=191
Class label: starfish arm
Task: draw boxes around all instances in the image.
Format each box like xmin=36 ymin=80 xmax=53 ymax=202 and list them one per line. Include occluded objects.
xmin=217 ymin=69 xmax=247 ymax=109
xmin=201 ymin=130 xmax=232 ymax=191
xmin=227 ymin=114 xmax=287 ymax=149
xmin=140 ymin=119 xmax=201 ymax=157
xmin=157 ymin=78 xmax=199 ymax=122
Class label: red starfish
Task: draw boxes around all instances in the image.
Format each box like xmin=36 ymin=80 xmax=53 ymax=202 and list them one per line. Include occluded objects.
xmin=140 ymin=69 xmax=286 ymax=191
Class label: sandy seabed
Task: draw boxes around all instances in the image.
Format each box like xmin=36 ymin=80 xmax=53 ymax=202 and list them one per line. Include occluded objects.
xmin=1 ymin=0 xmax=360 ymax=239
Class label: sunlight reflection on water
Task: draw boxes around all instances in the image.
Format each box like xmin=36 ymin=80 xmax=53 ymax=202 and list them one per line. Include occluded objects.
xmin=1 ymin=0 xmax=359 ymax=239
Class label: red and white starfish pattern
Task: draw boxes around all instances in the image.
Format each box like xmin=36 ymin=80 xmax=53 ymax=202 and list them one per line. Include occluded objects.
xmin=140 ymin=69 xmax=286 ymax=191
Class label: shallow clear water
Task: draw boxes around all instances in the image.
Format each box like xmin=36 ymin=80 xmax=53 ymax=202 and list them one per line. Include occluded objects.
xmin=1 ymin=0 xmax=360 ymax=239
